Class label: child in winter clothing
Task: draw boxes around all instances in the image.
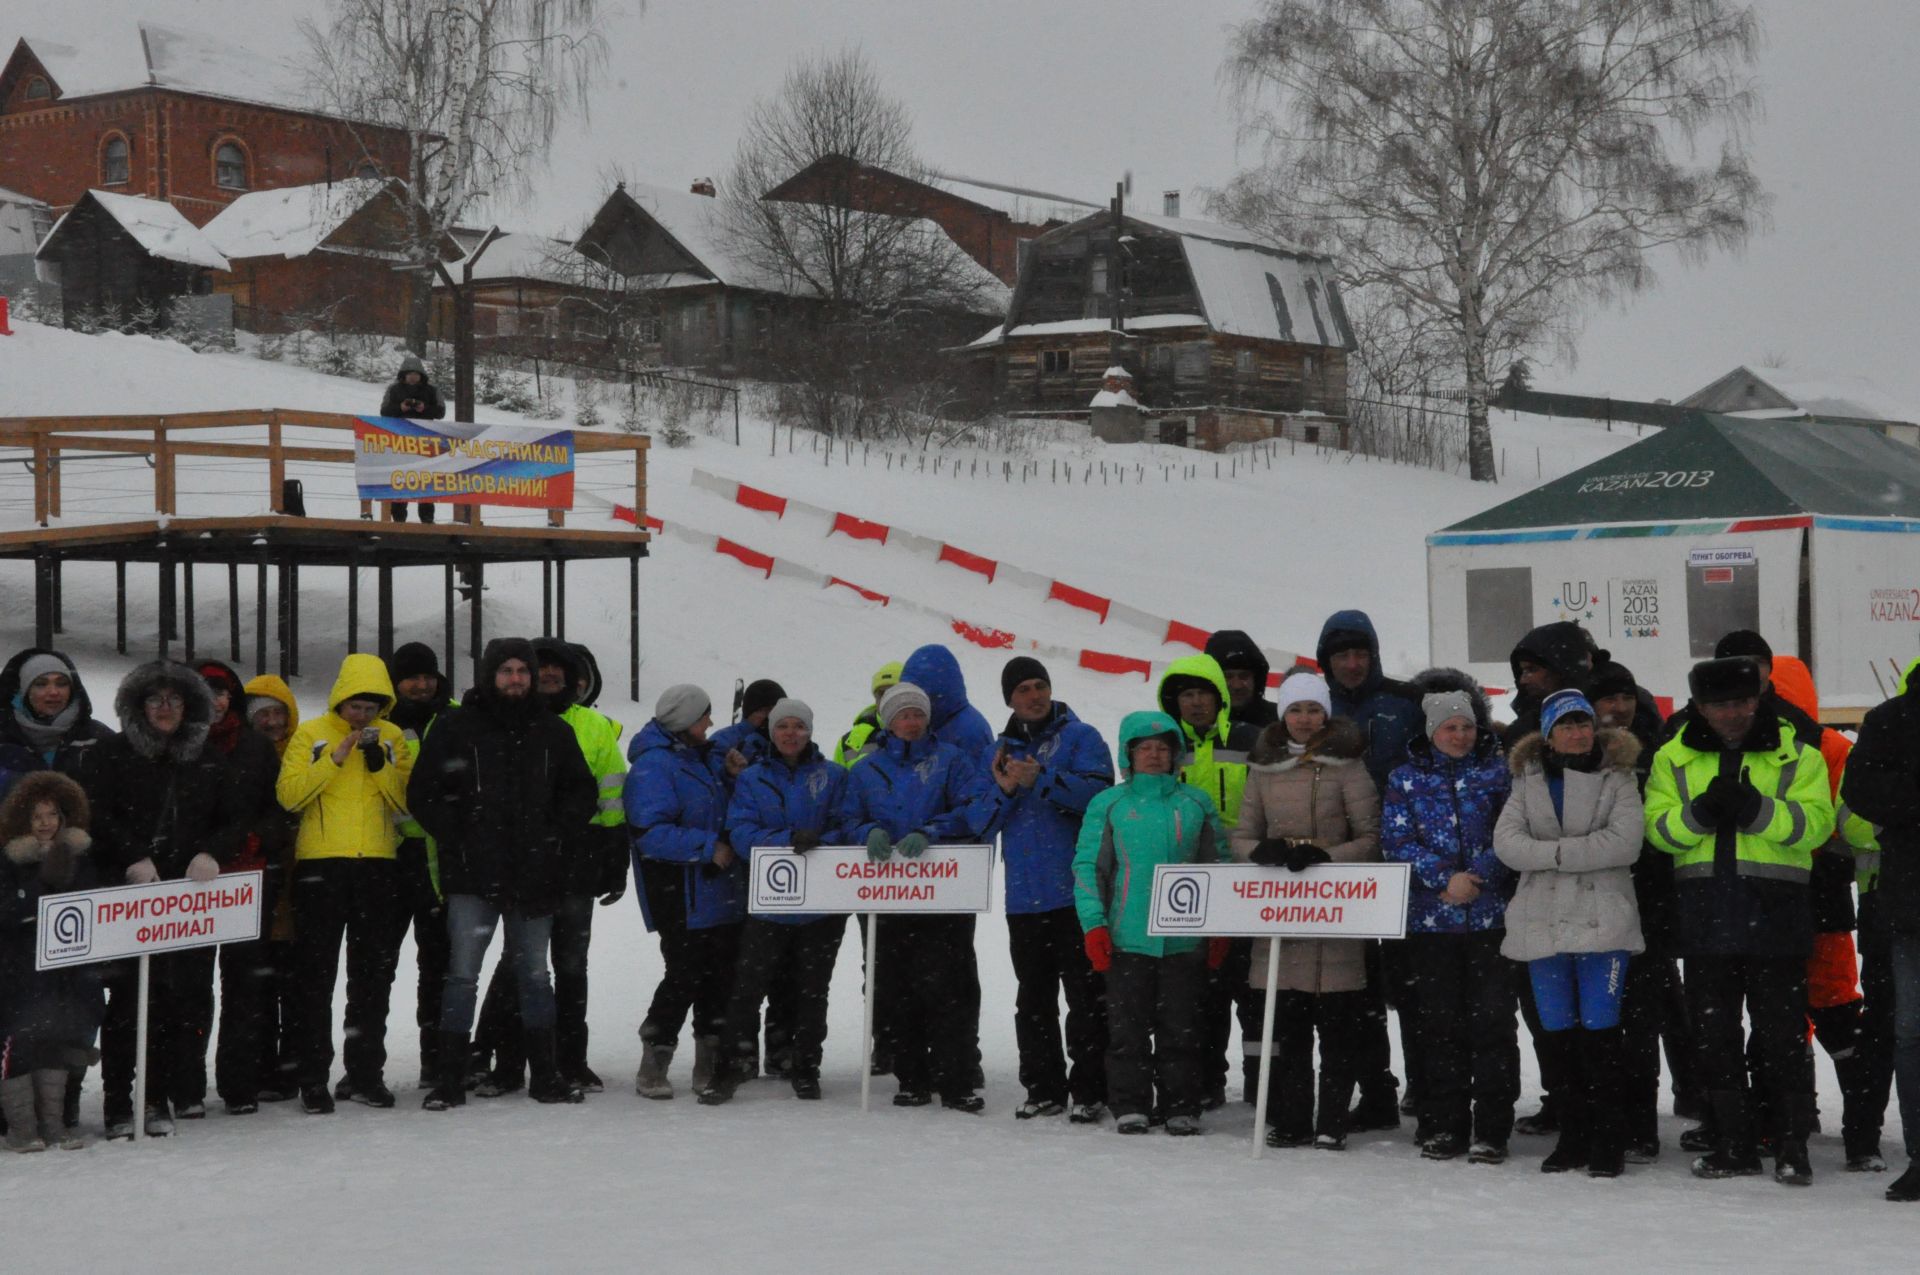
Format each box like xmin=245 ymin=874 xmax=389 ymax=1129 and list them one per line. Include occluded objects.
xmin=1 ymin=772 xmax=103 ymax=1151
xmin=1233 ymin=672 xmax=1380 ymax=1150
xmin=1382 ymin=670 xmax=1516 ymax=1162
xmin=1493 ymin=689 xmax=1645 ymax=1177
xmin=1073 ymin=710 xmax=1229 ymax=1136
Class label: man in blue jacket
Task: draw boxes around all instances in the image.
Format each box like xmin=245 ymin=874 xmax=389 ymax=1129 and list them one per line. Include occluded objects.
xmin=1318 ymin=609 xmax=1424 ymax=1131
xmin=991 ymin=657 xmax=1115 ymax=1122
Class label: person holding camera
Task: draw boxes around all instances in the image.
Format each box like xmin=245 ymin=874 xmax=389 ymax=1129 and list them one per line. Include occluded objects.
xmin=378 ymin=353 xmax=446 ymax=523
xmin=275 ymin=655 xmax=414 ymax=1115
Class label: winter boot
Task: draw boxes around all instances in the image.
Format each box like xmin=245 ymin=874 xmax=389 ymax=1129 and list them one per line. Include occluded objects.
xmin=635 ymin=1041 xmax=676 ymax=1100
xmin=691 ymin=1034 xmax=722 ymax=1098
xmin=1828 ymin=1032 xmax=1886 ymax=1171
xmin=1888 ymin=1162 xmax=1920 ymax=1202
xmin=35 ymin=1071 xmax=87 ymax=1150
xmin=1691 ymin=1089 xmax=1763 ymax=1179
xmin=3 ymin=1075 xmax=46 ymax=1152
xmin=418 ymin=1028 xmax=441 ymax=1090
xmin=526 ymin=1030 xmax=584 ymax=1105
xmin=1513 ymin=1093 xmax=1559 ymax=1137
xmin=1539 ymin=1031 xmax=1589 ymax=1173
xmin=422 ymin=1032 xmax=470 ymax=1111
xmin=1584 ymin=1027 xmax=1627 ymax=1179
xmin=1773 ymin=1092 xmax=1815 ymax=1187
xmin=1349 ymin=1080 xmax=1402 ymax=1133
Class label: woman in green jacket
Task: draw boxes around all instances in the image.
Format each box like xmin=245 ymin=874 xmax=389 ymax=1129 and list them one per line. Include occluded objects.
xmin=1073 ymin=711 xmax=1228 ymax=1135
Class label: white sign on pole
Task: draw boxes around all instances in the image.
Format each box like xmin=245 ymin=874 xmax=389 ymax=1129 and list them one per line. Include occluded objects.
xmin=36 ymin=872 xmax=265 ymax=970
xmin=1146 ymin=862 xmax=1410 ymax=940
xmin=748 ymin=846 xmax=994 ymax=915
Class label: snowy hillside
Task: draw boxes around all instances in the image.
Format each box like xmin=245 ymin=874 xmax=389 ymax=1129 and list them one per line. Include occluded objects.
xmin=2 ymin=320 xmax=1905 ymax=1272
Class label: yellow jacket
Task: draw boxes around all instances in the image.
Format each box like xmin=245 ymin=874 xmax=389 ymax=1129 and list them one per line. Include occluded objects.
xmin=276 ymin=655 xmax=414 ymax=860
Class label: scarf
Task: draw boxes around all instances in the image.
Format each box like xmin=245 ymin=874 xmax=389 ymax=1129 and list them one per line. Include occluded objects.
xmin=12 ymin=694 xmax=81 ymax=758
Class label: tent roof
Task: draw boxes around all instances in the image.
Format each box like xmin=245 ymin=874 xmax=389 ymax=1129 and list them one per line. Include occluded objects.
xmin=1440 ymin=415 xmax=1920 ymax=534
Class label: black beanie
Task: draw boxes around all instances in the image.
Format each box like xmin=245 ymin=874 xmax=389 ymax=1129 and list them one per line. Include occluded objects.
xmin=1588 ymin=661 xmax=1638 ymax=702
xmin=1714 ymin=629 xmax=1773 ymax=663
xmin=388 ymin=641 xmax=441 ymax=684
xmin=1689 ymin=656 xmax=1762 ymax=705
xmin=1001 ymin=656 xmax=1050 ymax=705
xmin=742 ymin=679 xmax=787 ymax=719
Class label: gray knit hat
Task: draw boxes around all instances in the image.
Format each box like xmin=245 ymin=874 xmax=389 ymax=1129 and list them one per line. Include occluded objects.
xmin=1422 ymin=690 xmax=1476 ymax=740
xmin=767 ymin=697 xmax=814 ymax=733
xmin=654 ymin=683 xmax=711 ymax=734
xmin=877 ymin=682 xmax=932 ymax=729
xmin=17 ymin=653 xmax=71 ymax=690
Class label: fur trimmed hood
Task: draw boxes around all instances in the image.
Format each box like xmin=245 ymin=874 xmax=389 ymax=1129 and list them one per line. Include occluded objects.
xmin=113 ymin=660 xmax=215 ymax=762
xmin=5 ymin=826 xmax=91 ymax=865
xmin=1250 ymin=716 xmax=1365 ymax=769
xmin=0 ymin=768 xmax=91 ymax=843
xmin=1506 ymin=727 xmax=1642 ymax=778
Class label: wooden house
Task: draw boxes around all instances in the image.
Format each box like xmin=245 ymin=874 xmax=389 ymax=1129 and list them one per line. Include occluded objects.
xmin=33 ymin=188 xmax=227 ymax=324
xmin=962 ymin=201 xmax=1356 ymax=428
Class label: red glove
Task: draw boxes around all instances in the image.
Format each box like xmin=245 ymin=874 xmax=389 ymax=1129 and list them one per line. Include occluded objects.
xmin=1084 ymin=926 xmax=1114 ymax=973
xmin=1207 ymin=937 xmax=1231 ymax=970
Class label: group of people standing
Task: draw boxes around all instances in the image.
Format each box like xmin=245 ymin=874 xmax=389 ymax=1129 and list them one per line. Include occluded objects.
xmin=3 ymin=609 xmax=1916 ymax=1203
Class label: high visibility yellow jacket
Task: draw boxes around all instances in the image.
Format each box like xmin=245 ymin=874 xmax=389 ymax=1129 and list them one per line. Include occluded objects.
xmin=1156 ymin=654 xmax=1255 ymax=828
xmin=1645 ymin=711 xmax=1832 ymax=956
xmin=563 ymin=703 xmax=627 ymax=828
xmin=276 ymin=655 xmax=414 ymax=860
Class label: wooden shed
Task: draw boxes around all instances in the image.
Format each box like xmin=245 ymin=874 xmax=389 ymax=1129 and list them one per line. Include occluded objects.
xmin=34 ymin=188 xmax=227 ymax=325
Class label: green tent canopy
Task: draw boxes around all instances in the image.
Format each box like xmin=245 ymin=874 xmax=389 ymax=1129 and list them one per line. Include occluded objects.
xmin=1439 ymin=415 xmax=1920 ymax=535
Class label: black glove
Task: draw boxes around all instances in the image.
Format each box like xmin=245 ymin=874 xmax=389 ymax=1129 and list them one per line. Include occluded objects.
xmin=791 ymin=828 xmax=821 ymax=853
xmin=1285 ymin=842 xmax=1333 ymax=873
xmin=360 ymin=736 xmax=386 ymax=773
xmin=1730 ymin=774 xmax=1764 ymax=827
xmin=1692 ymin=775 xmax=1735 ymax=828
xmin=596 ymin=825 xmax=630 ymax=905
xmin=1248 ymin=838 xmax=1291 ymax=867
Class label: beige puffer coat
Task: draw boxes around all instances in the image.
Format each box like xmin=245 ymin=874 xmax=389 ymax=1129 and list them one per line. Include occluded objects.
xmin=1231 ymin=717 xmax=1381 ymax=993
xmin=1493 ymin=729 xmax=1646 ymax=962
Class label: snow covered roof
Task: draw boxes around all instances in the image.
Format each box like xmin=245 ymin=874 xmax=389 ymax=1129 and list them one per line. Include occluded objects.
xmin=200 ymin=179 xmax=387 ymax=261
xmin=927 ymin=172 xmax=1100 ymax=226
xmin=0 ymin=185 xmax=45 ymax=207
xmin=1178 ymin=234 xmax=1350 ymax=347
xmin=37 ymin=190 xmax=229 ymax=270
xmin=12 ymin=23 xmax=311 ymax=113
xmin=0 ymin=185 xmax=48 ymax=256
xmin=450 ymin=231 xmax=573 ymax=283
xmin=1680 ymin=365 xmax=1919 ymax=425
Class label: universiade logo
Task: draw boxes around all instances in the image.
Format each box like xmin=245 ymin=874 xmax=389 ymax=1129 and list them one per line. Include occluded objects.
xmin=46 ymin=901 xmax=91 ymax=960
xmin=756 ymin=855 xmax=807 ymax=909
xmin=1155 ymin=871 xmax=1210 ymax=930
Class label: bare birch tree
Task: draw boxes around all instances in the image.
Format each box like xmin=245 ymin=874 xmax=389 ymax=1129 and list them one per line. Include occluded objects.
xmin=1223 ymin=0 xmax=1768 ymax=481
xmin=301 ymin=0 xmax=610 ymax=350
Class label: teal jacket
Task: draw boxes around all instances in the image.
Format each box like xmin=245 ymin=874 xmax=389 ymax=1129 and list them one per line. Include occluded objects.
xmin=1072 ymin=710 xmax=1227 ymax=957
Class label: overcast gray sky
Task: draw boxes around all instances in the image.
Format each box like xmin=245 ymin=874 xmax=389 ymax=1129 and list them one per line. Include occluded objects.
xmin=22 ymin=0 xmax=1920 ymax=408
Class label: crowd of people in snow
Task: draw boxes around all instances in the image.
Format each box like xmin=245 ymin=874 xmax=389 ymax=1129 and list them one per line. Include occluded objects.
xmin=1 ymin=609 xmax=1917 ymax=1202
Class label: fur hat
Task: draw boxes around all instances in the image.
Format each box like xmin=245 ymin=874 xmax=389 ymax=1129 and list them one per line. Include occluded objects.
xmin=1689 ymin=657 xmax=1762 ymax=705
xmin=113 ymin=660 xmax=215 ymax=762
xmin=878 ymin=682 xmax=933 ymax=729
xmin=0 ymin=769 xmax=91 ymax=844
xmin=654 ymin=684 xmax=712 ymax=734
xmin=1713 ymin=629 xmax=1773 ymax=664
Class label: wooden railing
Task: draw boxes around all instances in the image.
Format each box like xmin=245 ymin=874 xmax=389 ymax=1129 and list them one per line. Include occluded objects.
xmin=0 ymin=409 xmax=648 ymax=530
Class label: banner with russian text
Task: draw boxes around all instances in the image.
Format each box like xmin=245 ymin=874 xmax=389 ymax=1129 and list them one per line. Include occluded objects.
xmin=748 ymin=846 xmax=995 ymax=914
xmin=1145 ymin=862 xmax=1410 ymax=939
xmin=37 ymin=872 xmax=264 ymax=969
xmin=354 ymin=416 xmax=575 ymax=509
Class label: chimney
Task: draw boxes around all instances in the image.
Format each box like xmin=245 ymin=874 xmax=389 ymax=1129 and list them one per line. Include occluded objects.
xmin=1163 ymin=190 xmax=1180 ymax=218
xmin=690 ymin=178 xmax=716 ymax=197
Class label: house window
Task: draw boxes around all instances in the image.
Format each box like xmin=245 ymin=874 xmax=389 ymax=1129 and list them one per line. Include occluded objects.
xmin=1090 ymin=259 xmax=1108 ymax=296
xmin=1303 ymin=424 xmax=1321 ymax=444
xmin=214 ymin=140 xmax=249 ymax=190
xmin=100 ymin=134 xmax=130 ymax=185
xmin=1235 ymin=349 xmax=1257 ymax=374
xmin=1041 ymin=349 xmax=1071 ymax=374
xmin=636 ymin=316 xmax=662 ymax=344
xmin=24 ymin=76 xmax=51 ymax=101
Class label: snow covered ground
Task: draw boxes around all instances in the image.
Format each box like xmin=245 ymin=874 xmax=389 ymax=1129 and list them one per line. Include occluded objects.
xmin=0 ymin=322 xmax=1907 ymax=1270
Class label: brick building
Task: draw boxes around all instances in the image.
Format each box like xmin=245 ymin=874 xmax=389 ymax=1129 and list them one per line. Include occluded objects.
xmin=1 ymin=22 xmax=412 ymax=327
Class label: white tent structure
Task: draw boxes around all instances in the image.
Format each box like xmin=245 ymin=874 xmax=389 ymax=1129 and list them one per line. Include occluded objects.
xmin=1428 ymin=414 xmax=1920 ymax=715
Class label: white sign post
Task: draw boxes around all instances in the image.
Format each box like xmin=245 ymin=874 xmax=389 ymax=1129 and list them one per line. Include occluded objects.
xmin=749 ymin=846 xmax=994 ymax=1112
xmin=1147 ymin=861 xmax=1410 ymax=1158
xmin=37 ymin=872 xmax=264 ymax=1144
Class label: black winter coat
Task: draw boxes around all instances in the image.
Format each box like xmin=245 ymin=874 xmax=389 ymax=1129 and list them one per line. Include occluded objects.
xmin=1 ymin=828 xmax=105 ymax=1050
xmin=405 ymin=689 xmax=597 ymax=916
xmin=0 ymin=647 xmax=116 ymax=789
xmin=380 ymin=379 xmax=447 ymax=421
xmin=84 ymin=665 xmax=237 ymax=881
xmin=1841 ymin=679 xmax=1920 ymax=938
